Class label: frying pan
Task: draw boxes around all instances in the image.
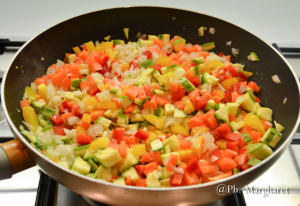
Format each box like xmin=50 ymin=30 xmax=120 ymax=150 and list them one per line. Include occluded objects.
xmin=1 ymin=6 xmax=299 ymax=205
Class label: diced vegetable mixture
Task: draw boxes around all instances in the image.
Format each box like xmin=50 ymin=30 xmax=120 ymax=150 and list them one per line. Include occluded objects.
xmin=20 ymin=32 xmax=284 ymax=187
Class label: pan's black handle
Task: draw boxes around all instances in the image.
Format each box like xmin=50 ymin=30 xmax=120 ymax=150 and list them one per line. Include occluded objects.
xmin=35 ymin=170 xmax=56 ymax=206
xmin=0 ymin=39 xmax=26 ymax=54
xmin=224 ymin=191 xmax=247 ymax=206
xmin=272 ymin=43 xmax=282 ymax=53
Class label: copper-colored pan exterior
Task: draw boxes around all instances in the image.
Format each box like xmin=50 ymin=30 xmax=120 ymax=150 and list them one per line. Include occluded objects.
xmin=2 ymin=6 xmax=300 ymax=205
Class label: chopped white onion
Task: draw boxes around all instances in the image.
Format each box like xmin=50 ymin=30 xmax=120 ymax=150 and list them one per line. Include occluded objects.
xmin=283 ymin=97 xmax=287 ymax=104
xmin=231 ymin=48 xmax=239 ymax=57
xmin=226 ymin=41 xmax=232 ymax=46
xmin=209 ymin=27 xmax=216 ymax=35
xmin=172 ymin=166 xmax=184 ymax=174
xmin=272 ymin=75 xmax=281 ymax=84
xmin=68 ymin=116 xmax=79 ymax=125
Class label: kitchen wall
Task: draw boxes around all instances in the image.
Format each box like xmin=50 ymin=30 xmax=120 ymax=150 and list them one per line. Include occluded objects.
xmin=0 ymin=0 xmax=300 ymax=47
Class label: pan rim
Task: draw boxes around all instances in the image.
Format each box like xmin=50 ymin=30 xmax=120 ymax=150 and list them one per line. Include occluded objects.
xmin=2 ymin=5 xmax=300 ymax=192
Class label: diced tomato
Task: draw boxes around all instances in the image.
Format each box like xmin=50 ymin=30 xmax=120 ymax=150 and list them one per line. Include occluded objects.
xmin=171 ymin=88 xmax=186 ymax=101
xmin=223 ymin=133 xmax=242 ymax=142
xmin=230 ymin=83 xmax=240 ymax=93
xmin=98 ymin=54 xmax=110 ymax=66
xmin=53 ymin=126 xmax=66 ymax=135
xmin=222 ymin=91 xmax=232 ymax=103
xmin=50 ymin=115 xmax=64 ymax=126
xmin=144 ymin=50 xmax=152 ymax=59
xmin=89 ymin=86 xmax=100 ymax=96
xmin=77 ymin=134 xmax=93 ymax=144
xmin=152 ymin=64 xmax=161 ymax=73
xmin=226 ymin=142 xmax=239 ymax=152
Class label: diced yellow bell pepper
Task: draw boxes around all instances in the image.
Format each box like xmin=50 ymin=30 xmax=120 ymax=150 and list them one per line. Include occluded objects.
xmin=105 ymin=48 xmax=116 ymax=61
xmin=158 ymin=72 xmax=173 ymax=90
xmin=37 ymin=83 xmax=49 ymax=103
xmin=129 ymin=144 xmax=146 ymax=157
xmin=99 ymin=83 xmax=111 ymax=92
xmin=144 ymin=114 xmax=165 ymax=129
xmin=205 ymin=59 xmax=225 ymax=73
xmin=147 ymin=126 xmax=157 ymax=132
xmin=170 ymin=122 xmax=189 ymax=136
xmin=77 ymin=126 xmax=87 ymax=135
xmin=191 ymin=136 xmax=203 ymax=158
xmin=96 ymin=41 xmax=113 ymax=51
xmin=22 ymin=106 xmax=38 ymax=132
xmin=191 ymin=126 xmax=210 ymax=136
xmin=243 ymin=113 xmax=265 ymax=135
xmin=215 ymin=139 xmax=228 ymax=150
xmin=97 ymin=102 xmax=118 ymax=110
xmin=241 ymin=71 xmax=253 ymax=78
xmin=181 ymin=96 xmax=195 ymax=114
xmin=156 ymin=57 xmax=172 ymax=67
xmin=25 ymin=87 xmax=41 ymax=99
xmin=73 ymin=47 xmax=81 ymax=55
xmin=85 ymin=41 xmax=96 ymax=54
xmin=121 ymin=63 xmax=130 ymax=72
xmin=178 ymin=149 xmax=195 ymax=161
xmin=89 ymin=136 xmax=109 ymax=151
xmin=220 ymin=77 xmax=239 ymax=90
xmin=83 ymin=95 xmax=98 ymax=108
xmin=217 ymin=91 xmax=225 ymax=99
xmin=82 ymin=113 xmax=91 ymax=124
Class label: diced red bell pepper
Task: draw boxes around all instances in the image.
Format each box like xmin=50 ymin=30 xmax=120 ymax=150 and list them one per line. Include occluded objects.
xmin=218 ymin=123 xmax=232 ymax=134
xmin=239 ymin=72 xmax=248 ymax=81
xmin=230 ymin=83 xmax=240 ymax=93
xmin=135 ymin=165 xmax=145 ymax=176
xmin=134 ymin=129 xmax=150 ymax=141
xmin=89 ymin=86 xmax=100 ymax=96
xmin=72 ymin=105 xmax=80 ymax=116
xmin=222 ymin=91 xmax=232 ymax=103
xmin=50 ymin=115 xmax=64 ymax=126
xmin=77 ymin=134 xmax=93 ymax=144
xmin=98 ymin=54 xmax=110 ymax=66
xmin=53 ymin=126 xmax=66 ymax=135
xmin=186 ymin=159 xmax=201 ymax=174
xmin=210 ymin=128 xmax=223 ymax=141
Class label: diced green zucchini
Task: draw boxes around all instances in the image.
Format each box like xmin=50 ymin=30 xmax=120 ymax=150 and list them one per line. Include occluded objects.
xmin=150 ymin=139 xmax=164 ymax=151
xmin=214 ymin=106 xmax=229 ymax=123
xmin=153 ymin=70 xmax=161 ymax=81
xmin=164 ymin=104 xmax=175 ymax=115
xmin=268 ymin=133 xmax=282 ymax=148
xmin=123 ymin=28 xmax=129 ymax=39
xmin=160 ymin=151 xmax=181 ymax=165
xmin=148 ymin=35 xmax=157 ymax=41
xmin=139 ymin=121 xmax=153 ymax=128
xmin=94 ymin=116 xmax=112 ymax=129
xmin=87 ymin=158 xmax=99 ymax=173
xmin=109 ymin=87 xmax=120 ymax=95
xmin=73 ymin=144 xmax=90 ymax=157
xmin=179 ymin=77 xmax=195 ymax=92
xmin=153 ymin=89 xmax=164 ymax=96
xmin=241 ymin=91 xmax=256 ymax=111
xmin=233 ymin=168 xmax=240 ymax=174
xmin=42 ymin=124 xmax=53 ymax=132
xmin=249 ymin=143 xmax=273 ymax=160
xmin=146 ymin=170 xmax=161 ymax=187
xmin=191 ymin=57 xmax=204 ymax=65
xmin=30 ymin=99 xmax=46 ymax=112
xmin=141 ymin=68 xmax=154 ymax=76
xmin=257 ymin=107 xmax=273 ymax=121
xmin=117 ymin=114 xmax=129 ymax=125
xmin=134 ymin=98 xmax=143 ymax=106
xmin=113 ymin=177 xmax=126 ymax=185
xmin=198 ymin=27 xmax=204 ymax=36
xmin=70 ymin=78 xmax=80 ymax=91
xmin=60 ymin=136 xmax=72 ymax=144
xmin=138 ymin=40 xmax=154 ymax=48
xmin=20 ymin=125 xmax=37 ymax=143
xmin=174 ymin=107 xmax=187 ymax=118
xmin=86 ymin=173 xmax=98 ymax=179
xmin=67 ymin=54 xmax=77 ymax=63
xmin=274 ymin=121 xmax=284 ymax=133
xmin=39 ymin=106 xmax=56 ymax=120
xmin=250 ymin=52 xmax=259 ymax=61
xmin=119 ymin=152 xmax=140 ymax=173
xmin=158 ymin=34 xmax=170 ymax=46
xmin=172 ymin=39 xmax=186 ymax=52
xmin=112 ymin=39 xmax=125 ymax=45
xmin=226 ymin=103 xmax=239 ymax=115
xmin=154 ymin=107 xmax=164 ymax=118
xmin=162 ymin=136 xmax=180 ymax=152
xmin=95 ymin=165 xmax=112 ymax=182
xmin=121 ymin=167 xmax=142 ymax=184
xmin=116 ymin=96 xmax=133 ymax=109
xmin=140 ymin=59 xmax=155 ymax=68
xmin=160 ymin=67 xmax=168 ymax=75
xmin=94 ymin=147 xmax=121 ymax=168
xmin=71 ymin=156 xmax=91 ymax=175
xmin=205 ymin=99 xmax=219 ymax=111
xmin=127 ymin=123 xmax=139 ymax=131
xmin=202 ymin=42 xmax=215 ymax=51
xmin=247 ymin=157 xmax=261 ymax=166
xmin=242 ymin=133 xmax=252 ymax=143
